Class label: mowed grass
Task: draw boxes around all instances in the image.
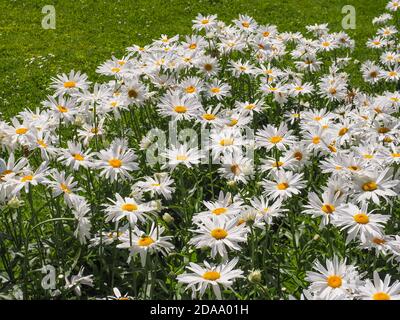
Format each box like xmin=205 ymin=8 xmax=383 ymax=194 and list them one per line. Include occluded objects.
xmin=0 ymin=0 xmax=387 ymax=118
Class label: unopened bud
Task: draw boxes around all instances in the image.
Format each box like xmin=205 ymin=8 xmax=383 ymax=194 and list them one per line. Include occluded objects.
xmin=248 ymin=269 xmax=262 ymax=283
xmin=162 ymin=212 xmax=174 ymax=224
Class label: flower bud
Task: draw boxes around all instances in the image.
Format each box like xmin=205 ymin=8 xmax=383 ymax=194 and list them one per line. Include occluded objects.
xmin=248 ymin=269 xmax=262 ymax=283
xmin=7 ymin=196 xmax=24 ymax=209
xmin=162 ymin=212 xmax=174 ymax=224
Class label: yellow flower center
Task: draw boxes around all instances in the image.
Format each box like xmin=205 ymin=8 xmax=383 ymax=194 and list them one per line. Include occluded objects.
xmin=203 ymin=113 xmax=216 ymax=121
xmin=211 ymin=228 xmax=228 ymax=240
xmin=363 ymin=154 xmax=374 ymax=159
xmin=362 ymin=181 xmax=377 ymax=191
xmin=185 ymin=86 xmax=196 ymax=94
xmin=137 ymin=236 xmax=154 ymax=247
xmin=109 ymin=158 xmax=122 ymax=168
xmin=16 ymin=128 xmax=28 ymax=135
xmin=312 ymin=137 xmax=320 ymax=144
xmin=73 ymin=154 xmax=84 ymax=161
xmin=60 ymin=183 xmax=71 ymax=194
xmin=245 ymin=104 xmax=255 ymax=110
xmin=211 ymin=87 xmax=220 ymax=93
xmin=174 ymin=105 xmax=187 ymax=113
xmin=228 ymin=119 xmax=238 ymax=126
xmin=269 ymin=136 xmax=282 ymax=144
xmin=378 ymin=127 xmax=390 ymax=134
xmin=348 ymin=165 xmax=359 ymax=171
xmin=202 ymin=271 xmax=220 ymax=281
xmin=212 ymin=207 xmax=227 ymax=215
xmin=327 ymin=275 xmax=342 ymax=288
xmin=373 ymin=292 xmax=390 ymax=300
xmin=57 ymin=105 xmax=68 ymax=113
xmin=121 ymin=203 xmax=138 ymax=212
xmin=201 ymin=19 xmax=209 ymax=25
xmin=272 ymin=161 xmax=284 ymax=168
xmin=21 ymin=175 xmax=33 ymax=182
xmin=372 ymin=237 xmax=386 ymax=245
xmin=321 ymin=204 xmax=335 ymax=214
xmin=220 ymin=138 xmax=234 ymax=146
xmin=176 ymin=155 xmax=188 ymax=161
xmin=189 ymin=43 xmax=197 ymax=49
xmin=338 ymin=127 xmax=348 ymax=136
xmin=391 ymin=153 xmax=400 ymax=158
xmin=63 ymin=81 xmax=76 ymax=88
xmin=37 ymin=139 xmax=47 ymax=148
xmin=242 ymin=21 xmax=250 ymax=28
xmin=353 ymin=213 xmax=369 ymax=224
xmin=276 ymin=182 xmax=289 ymax=190
xmin=111 ymin=67 xmax=121 ymax=73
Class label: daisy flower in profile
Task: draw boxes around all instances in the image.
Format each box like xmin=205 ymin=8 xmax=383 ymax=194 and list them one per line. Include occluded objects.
xmin=5 ymin=162 xmax=48 ymax=195
xmin=302 ymin=189 xmax=343 ymax=227
xmin=96 ymin=140 xmax=139 ymax=181
xmin=305 ymin=256 xmax=360 ymax=299
xmin=189 ymin=217 xmax=248 ymax=259
xmin=261 ymin=170 xmax=305 ymax=200
xmin=107 ymin=287 xmax=133 ymax=300
xmin=358 ymin=271 xmax=400 ymax=300
xmin=352 ymin=168 xmax=398 ymax=205
xmin=177 ymin=257 xmax=244 ymax=300
xmin=162 ymin=143 xmax=202 ymax=171
xmin=43 ymin=95 xmax=78 ymax=122
xmin=45 ymin=170 xmax=81 ymax=206
xmin=333 ymin=203 xmax=390 ymax=243
xmin=64 ymin=267 xmax=94 ymax=297
xmin=260 ymin=154 xmax=297 ymax=173
xmin=218 ymin=151 xmax=254 ymax=184
xmin=192 ymin=14 xmax=218 ymax=31
xmin=233 ymin=14 xmax=257 ymax=32
xmin=229 ymin=59 xmax=256 ymax=77
xmin=77 ymin=119 xmax=105 ymax=146
xmin=194 ymin=191 xmax=243 ymax=222
xmin=386 ymin=0 xmax=400 ymax=12
xmin=4 ymin=117 xmax=34 ymax=146
xmin=137 ymin=172 xmax=175 ymax=200
xmin=50 ymin=70 xmax=89 ymax=96
xmin=234 ymin=100 xmax=263 ymax=115
xmin=117 ymin=223 xmax=174 ymax=266
xmin=58 ymin=141 xmax=94 ymax=171
xmin=360 ymin=234 xmax=394 ymax=256
xmin=70 ymin=197 xmax=92 ymax=245
xmin=158 ymin=91 xmax=200 ymax=121
xmin=196 ymin=105 xmax=222 ymax=128
xmin=255 ymin=124 xmax=296 ymax=151
xmin=249 ymin=196 xmax=285 ymax=225
xmin=104 ymin=193 xmax=152 ymax=225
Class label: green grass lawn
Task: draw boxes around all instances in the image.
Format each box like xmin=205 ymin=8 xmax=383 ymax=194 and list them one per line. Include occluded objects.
xmin=0 ymin=0 xmax=387 ymax=118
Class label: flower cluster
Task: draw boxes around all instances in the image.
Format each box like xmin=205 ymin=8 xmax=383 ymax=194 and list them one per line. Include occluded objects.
xmin=0 ymin=1 xmax=399 ymax=300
